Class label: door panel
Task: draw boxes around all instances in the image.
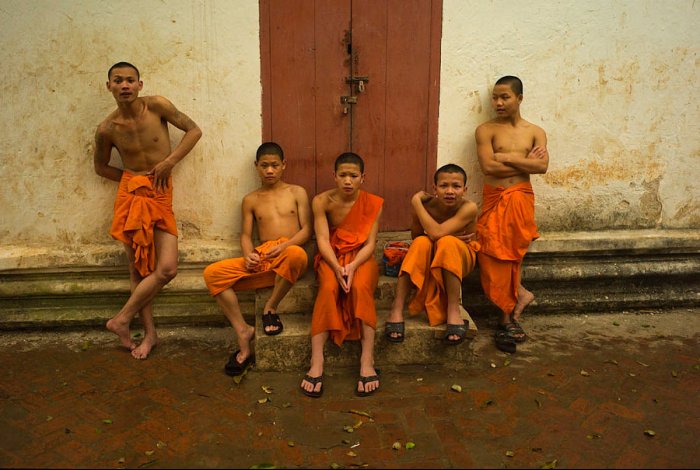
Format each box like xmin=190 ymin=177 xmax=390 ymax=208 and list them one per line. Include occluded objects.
xmin=261 ymin=0 xmax=442 ymax=230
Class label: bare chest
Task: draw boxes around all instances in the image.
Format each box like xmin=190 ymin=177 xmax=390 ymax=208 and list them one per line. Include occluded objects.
xmin=492 ymin=128 xmax=535 ymax=155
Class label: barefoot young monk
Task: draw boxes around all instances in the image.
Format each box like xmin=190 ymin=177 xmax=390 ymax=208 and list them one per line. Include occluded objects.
xmin=203 ymin=142 xmax=312 ymax=376
xmin=475 ymin=75 xmax=549 ymax=350
xmin=94 ymin=62 xmax=202 ymax=359
xmin=385 ymin=164 xmax=479 ymax=345
xmin=300 ymin=152 xmax=383 ymax=398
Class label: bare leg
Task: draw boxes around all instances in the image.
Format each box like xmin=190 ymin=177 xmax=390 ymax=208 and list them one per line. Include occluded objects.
xmin=444 ymin=270 xmax=465 ymax=342
xmin=261 ymin=274 xmax=293 ymax=334
xmin=131 ymin=303 xmax=157 ymax=360
xmin=357 ymin=323 xmax=379 ymax=394
xmin=215 ymin=288 xmax=255 ymax=363
xmin=106 ymin=230 xmax=178 ymax=351
xmin=512 ymin=283 xmax=534 ymax=321
xmin=385 ymin=273 xmax=412 ymax=340
xmin=300 ymin=331 xmax=327 ymax=395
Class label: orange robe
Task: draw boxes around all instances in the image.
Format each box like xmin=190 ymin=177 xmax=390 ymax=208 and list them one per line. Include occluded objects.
xmin=476 ymin=182 xmax=539 ymax=315
xmin=203 ymin=238 xmax=308 ymax=296
xmin=310 ymin=190 xmax=384 ymax=346
xmin=403 ymin=235 xmax=480 ymax=326
xmin=110 ymin=172 xmax=178 ymax=277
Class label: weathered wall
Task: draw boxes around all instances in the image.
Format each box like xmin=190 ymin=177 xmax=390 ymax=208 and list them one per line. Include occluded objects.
xmin=439 ymin=0 xmax=699 ymax=231
xmin=0 ymin=0 xmax=261 ymax=268
xmin=0 ymin=0 xmax=697 ymax=270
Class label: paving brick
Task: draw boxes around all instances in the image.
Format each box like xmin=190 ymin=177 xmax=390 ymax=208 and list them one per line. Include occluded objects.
xmin=1 ymin=310 xmax=699 ymax=468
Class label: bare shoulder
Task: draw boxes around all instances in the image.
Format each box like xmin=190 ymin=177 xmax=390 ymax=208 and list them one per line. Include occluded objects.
xmin=141 ymin=95 xmax=173 ymax=115
xmin=95 ymin=109 xmax=119 ymax=137
xmin=475 ymin=119 xmax=498 ymax=135
xmin=521 ymin=119 xmax=546 ymax=136
xmin=312 ymin=189 xmax=333 ymax=208
xmin=287 ymin=183 xmax=310 ymax=199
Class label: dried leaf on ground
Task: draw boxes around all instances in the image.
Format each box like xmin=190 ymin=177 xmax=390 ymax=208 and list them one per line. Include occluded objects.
xmin=580 ymin=370 xmax=590 ymax=377
xmin=541 ymin=459 xmax=558 ymax=469
xmin=586 ymin=433 xmax=602 ymax=440
xmin=392 ymin=441 xmax=401 ymax=450
xmin=451 ymin=384 xmax=462 ymax=393
xmin=505 ymin=450 xmax=514 ymax=457
xmin=644 ymin=429 xmax=656 ymax=437
xmin=257 ymin=397 xmax=269 ymax=404
xmin=102 ymin=419 xmax=113 ymax=424
xmin=261 ymin=385 xmax=273 ymax=394
xmin=347 ymin=409 xmax=373 ymax=419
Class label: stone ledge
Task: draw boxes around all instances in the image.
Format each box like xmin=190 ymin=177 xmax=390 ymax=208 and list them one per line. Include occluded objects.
xmin=3 ymin=229 xmax=696 ymax=271
xmin=0 ymin=229 xmax=698 ymax=330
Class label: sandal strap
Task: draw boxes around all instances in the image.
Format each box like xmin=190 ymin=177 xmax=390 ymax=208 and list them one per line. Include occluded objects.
xmin=385 ymin=321 xmax=405 ymax=334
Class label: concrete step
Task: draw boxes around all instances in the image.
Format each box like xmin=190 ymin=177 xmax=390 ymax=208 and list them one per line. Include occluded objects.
xmin=253 ymin=305 xmax=478 ymax=371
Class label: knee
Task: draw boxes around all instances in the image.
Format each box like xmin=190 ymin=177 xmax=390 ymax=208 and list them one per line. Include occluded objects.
xmin=285 ymin=245 xmax=309 ymax=269
xmin=412 ymin=235 xmax=432 ymax=251
xmin=435 ymin=235 xmax=459 ymax=253
xmin=157 ymin=263 xmax=178 ymax=282
xmin=202 ymin=264 xmax=217 ymax=288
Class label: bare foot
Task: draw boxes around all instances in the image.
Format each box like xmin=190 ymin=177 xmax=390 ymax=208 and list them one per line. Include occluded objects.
xmin=131 ymin=334 xmax=158 ymax=360
xmin=106 ymin=318 xmax=136 ymax=351
xmin=301 ymin=364 xmax=324 ymax=395
xmin=513 ymin=286 xmax=535 ymax=321
xmin=236 ymin=324 xmax=255 ymax=363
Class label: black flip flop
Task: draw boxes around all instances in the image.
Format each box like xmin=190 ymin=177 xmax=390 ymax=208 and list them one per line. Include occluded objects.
xmin=385 ymin=321 xmax=405 ymax=343
xmin=224 ymin=349 xmax=255 ymax=376
xmin=494 ymin=329 xmax=516 ymax=354
xmin=444 ymin=322 xmax=468 ymax=345
xmin=262 ymin=311 xmax=284 ymax=336
xmin=300 ymin=374 xmax=323 ymax=398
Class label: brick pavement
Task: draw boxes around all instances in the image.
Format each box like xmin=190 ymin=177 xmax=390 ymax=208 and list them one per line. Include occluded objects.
xmin=0 ymin=309 xmax=699 ymax=469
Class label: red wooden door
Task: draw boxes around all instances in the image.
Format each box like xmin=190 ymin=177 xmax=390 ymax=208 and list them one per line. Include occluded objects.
xmin=260 ymin=0 xmax=441 ymax=230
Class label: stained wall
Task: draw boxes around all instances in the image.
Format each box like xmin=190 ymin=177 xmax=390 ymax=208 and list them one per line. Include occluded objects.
xmin=0 ymin=0 xmax=697 ymax=269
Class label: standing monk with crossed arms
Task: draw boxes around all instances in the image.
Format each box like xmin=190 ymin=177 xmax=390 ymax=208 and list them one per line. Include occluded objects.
xmin=94 ymin=62 xmax=202 ymax=359
xmin=475 ymin=75 xmax=549 ymax=351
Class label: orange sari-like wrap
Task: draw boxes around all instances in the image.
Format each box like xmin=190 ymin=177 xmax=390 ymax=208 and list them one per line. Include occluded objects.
xmin=403 ymin=235 xmax=480 ymax=326
xmin=476 ymin=182 xmax=539 ymax=315
xmin=110 ymin=172 xmax=178 ymax=278
xmin=311 ymin=190 xmax=384 ymax=346
xmin=203 ymin=238 xmax=308 ymax=296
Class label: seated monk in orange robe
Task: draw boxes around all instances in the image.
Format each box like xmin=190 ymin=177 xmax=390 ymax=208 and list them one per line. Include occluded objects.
xmin=204 ymin=238 xmax=307 ymax=296
xmin=203 ymin=142 xmax=312 ymax=376
xmin=385 ymin=164 xmax=479 ymax=346
xmin=300 ymin=152 xmax=383 ymax=399
xmin=474 ymin=75 xmax=549 ymax=349
xmin=110 ymin=173 xmax=178 ymax=278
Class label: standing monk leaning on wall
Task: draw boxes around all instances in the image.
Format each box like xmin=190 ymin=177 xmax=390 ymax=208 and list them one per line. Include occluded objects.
xmin=93 ymin=62 xmax=202 ymax=359
xmin=475 ymin=75 xmax=548 ymax=353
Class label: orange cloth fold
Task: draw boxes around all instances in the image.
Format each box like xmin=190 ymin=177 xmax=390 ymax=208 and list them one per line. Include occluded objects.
xmin=110 ymin=172 xmax=178 ymax=277
xmin=203 ymin=238 xmax=308 ymax=297
xmin=403 ymin=235 xmax=480 ymax=326
xmin=311 ymin=190 xmax=384 ymax=346
xmin=476 ymin=182 xmax=539 ymax=314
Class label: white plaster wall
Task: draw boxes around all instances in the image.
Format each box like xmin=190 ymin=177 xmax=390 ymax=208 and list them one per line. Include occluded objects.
xmin=0 ymin=0 xmax=698 ymax=270
xmin=438 ymin=0 xmax=700 ymax=231
xmin=0 ymin=0 xmax=261 ymax=265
